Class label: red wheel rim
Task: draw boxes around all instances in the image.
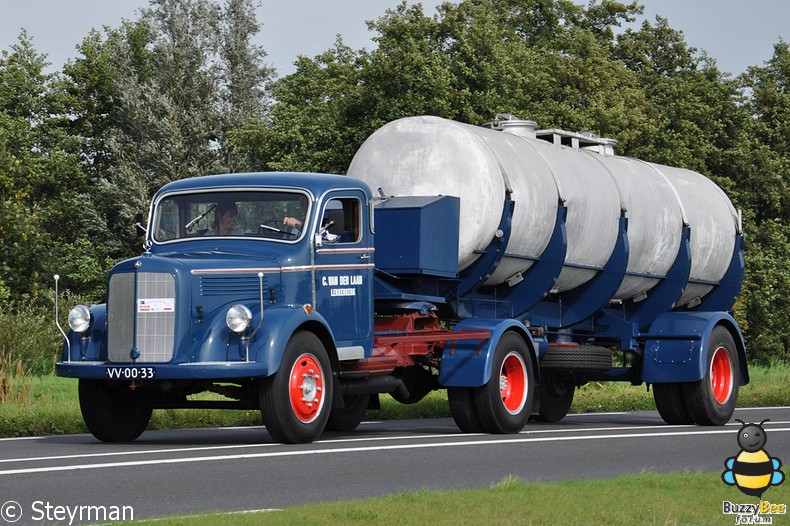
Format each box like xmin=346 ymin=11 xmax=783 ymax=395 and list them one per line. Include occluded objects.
xmin=710 ymin=346 xmax=733 ymax=405
xmin=289 ymin=353 xmax=325 ymax=423
xmin=500 ymin=351 xmax=527 ymax=414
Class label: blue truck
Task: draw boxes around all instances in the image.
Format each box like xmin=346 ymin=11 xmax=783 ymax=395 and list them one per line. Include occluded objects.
xmin=56 ymin=115 xmax=748 ymax=444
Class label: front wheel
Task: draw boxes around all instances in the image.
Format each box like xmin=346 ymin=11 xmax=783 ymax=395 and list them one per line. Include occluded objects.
xmin=683 ymin=326 xmax=739 ymax=426
xmin=474 ymin=332 xmax=535 ymax=434
xmin=79 ymin=379 xmax=152 ymax=442
xmin=260 ymin=331 xmax=333 ymax=443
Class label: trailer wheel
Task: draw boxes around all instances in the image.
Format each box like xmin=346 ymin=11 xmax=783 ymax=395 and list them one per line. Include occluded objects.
xmin=326 ymin=394 xmax=370 ymax=432
xmin=474 ymin=332 xmax=535 ymax=433
xmin=78 ymin=379 xmax=152 ymax=442
xmin=260 ymin=331 xmax=332 ymax=443
xmin=653 ymin=382 xmax=694 ymax=425
xmin=533 ymin=372 xmax=575 ymax=423
xmin=448 ymin=387 xmax=485 ymax=433
xmin=683 ymin=326 xmax=739 ymax=426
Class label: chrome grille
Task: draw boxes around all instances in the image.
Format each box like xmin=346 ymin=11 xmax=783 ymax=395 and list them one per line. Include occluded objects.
xmin=108 ymin=271 xmax=176 ymax=363
xmin=108 ymin=273 xmax=135 ymax=362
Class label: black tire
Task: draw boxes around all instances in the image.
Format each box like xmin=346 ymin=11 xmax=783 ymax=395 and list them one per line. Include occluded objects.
xmin=448 ymin=387 xmax=485 ymax=433
xmin=78 ymin=379 xmax=152 ymax=442
xmin=533 ymin=372 xmax=575 ymax=423
xmin=326 ymin=394 xmax=370 ymax=432
xmin=473 ymin=332 xmax=535 ymax=434
xmin=683 ymin=326 xmax=739 ymax=426
xmin=260 ymin=331 xmax=332 ymax=443
xmin=653 ymin=382 xmax=694 ymax=425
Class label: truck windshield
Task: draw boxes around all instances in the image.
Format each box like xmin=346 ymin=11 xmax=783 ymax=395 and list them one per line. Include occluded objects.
xmin=152 ymin=190 xmax=310 ymax=243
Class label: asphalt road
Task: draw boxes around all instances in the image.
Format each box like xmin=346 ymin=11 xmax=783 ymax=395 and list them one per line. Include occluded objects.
xmin=1 ymin=406 xmax=789 ymax=524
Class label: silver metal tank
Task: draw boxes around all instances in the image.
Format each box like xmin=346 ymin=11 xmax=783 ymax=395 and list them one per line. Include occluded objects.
xmin=347 ymin=115 xmax=739 ymax=304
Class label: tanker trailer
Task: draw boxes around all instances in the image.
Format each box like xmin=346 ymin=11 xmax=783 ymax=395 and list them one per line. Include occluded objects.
xmin=349 ymin=114 xmax=747 ymax=426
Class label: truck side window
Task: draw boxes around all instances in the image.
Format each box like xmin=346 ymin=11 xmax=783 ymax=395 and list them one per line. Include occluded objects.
xmin=322 ymin=198 xmax=360 ymax=243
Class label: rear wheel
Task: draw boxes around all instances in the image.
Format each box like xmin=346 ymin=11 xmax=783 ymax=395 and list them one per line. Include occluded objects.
xmin=473 ymin=332 xmax=535 ymax=434
xmin=79 ymin=379 xmax=152 ymax=442
xmin=448 ymin=387 xmax=485 ymax=433
xmin=653 ymin=382 xmax=694 ymax=425
xmin=326 ymin=394 xmax=370 ymax=432
xmin=683 ymin=326 xmax=739 ymax=426
xmin=534 ymin=372 xmax=575 ymax=423
xmin=260 ymin=332 xmax=332 ymax=443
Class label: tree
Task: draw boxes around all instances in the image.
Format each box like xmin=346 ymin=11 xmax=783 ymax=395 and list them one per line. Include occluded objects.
xmin=735 ymin=41 xmax=790 ymax=361
xmin=60 ymin=0 xmax=274 ymax=270
xmin=234 ymin=0 xmax=651 ymax=173
xmin=232 ymin=39 xmax=369 ymax=173
xmin=0 ymin=32 xmax=104 ymax=301
xmin=219 ymin=0 xmax=273 ymax=142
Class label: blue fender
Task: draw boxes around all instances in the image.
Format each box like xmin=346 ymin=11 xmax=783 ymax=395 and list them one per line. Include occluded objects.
xmin=642 ymin=311 xmax=748 ymax=384
xmin=438 ymin=319 xmax=537 ymax=387
xmin=62 ymin=303 xmax=107 ymax=362
xmin=247 ymin=305 xmax=337 ymax=377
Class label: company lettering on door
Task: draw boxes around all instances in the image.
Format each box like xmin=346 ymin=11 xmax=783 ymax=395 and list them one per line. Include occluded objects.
xmin=322 ymin=275 xmax=363 ymax=297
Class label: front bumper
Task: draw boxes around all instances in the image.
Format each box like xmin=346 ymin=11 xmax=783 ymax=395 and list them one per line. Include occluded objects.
xmin=55 ymin=360 xmax=269 ymax=380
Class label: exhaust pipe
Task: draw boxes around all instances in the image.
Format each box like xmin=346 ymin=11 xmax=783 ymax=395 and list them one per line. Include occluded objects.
xmin=341 ymin=376 xmax=410 ymax=400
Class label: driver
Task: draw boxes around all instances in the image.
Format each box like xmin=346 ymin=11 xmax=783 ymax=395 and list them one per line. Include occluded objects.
xmin=206 ymin=202 xmax=243 ymax=236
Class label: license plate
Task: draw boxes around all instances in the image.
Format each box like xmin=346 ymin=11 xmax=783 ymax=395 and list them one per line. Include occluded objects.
xmin=105 ymin=366 xmax=156 ymax=380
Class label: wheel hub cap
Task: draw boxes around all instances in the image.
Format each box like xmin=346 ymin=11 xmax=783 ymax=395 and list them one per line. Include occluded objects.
xmin=710 ymin=346 xmax=733 ymax=405
xmin=500 ymin=352 xmax=527 ymax=414
xmin=289 ymin=354 xmax=324 ymax=423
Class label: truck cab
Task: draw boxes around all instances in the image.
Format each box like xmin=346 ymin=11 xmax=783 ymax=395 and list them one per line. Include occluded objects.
xmin=57 ymin=173 xmax=381 ymax=443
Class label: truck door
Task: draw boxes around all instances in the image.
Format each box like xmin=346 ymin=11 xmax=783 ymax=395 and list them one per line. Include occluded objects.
xmin=313 ymin=192 xmax=374 ymax=359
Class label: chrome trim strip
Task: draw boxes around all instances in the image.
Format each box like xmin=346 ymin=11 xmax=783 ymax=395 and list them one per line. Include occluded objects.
xmin=316 ymin=247 xmax=375 ymax=255
xmin=191 ymin=263 xmax=374 ymax=275
xmin=179 ymin=361 xmax=258 ymax=366
xmin=315 ymin=263 xmax=375 ymax=271
xmin=192 ymin=267 xmax=280 ymax=275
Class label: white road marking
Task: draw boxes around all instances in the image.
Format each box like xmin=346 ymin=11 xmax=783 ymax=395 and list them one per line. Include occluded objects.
xmin=2 ymin=427 xmax=788 ymax=476
xmin=3 ymin=422 xmax=779 ymax=465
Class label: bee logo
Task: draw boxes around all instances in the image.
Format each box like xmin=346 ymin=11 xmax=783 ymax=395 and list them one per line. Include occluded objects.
xmin=722 ymin=419 xmax=784 ymax=498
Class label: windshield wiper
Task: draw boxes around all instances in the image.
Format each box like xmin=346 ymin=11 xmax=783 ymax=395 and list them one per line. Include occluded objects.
xmin=185 ymin=205 xmax=216 ymax=233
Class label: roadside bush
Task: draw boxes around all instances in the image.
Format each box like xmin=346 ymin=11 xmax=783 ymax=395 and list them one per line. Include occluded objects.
xmin=0 ymin=352 xmax=31 ymax=403
xmin=0 ymin=290 xmax=95 ymax=376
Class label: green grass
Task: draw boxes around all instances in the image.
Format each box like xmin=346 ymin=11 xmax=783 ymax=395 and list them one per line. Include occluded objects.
xmin=570 ymin=361 xmax=790 ymax=413
xmin=123 ymin=472 xmax=790 ymax=525
xmin=0 ymin=362 xmax=788 ymax=438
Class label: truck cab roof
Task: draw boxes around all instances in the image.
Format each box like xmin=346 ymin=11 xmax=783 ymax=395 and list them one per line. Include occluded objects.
xmin=153 ymin=172 xmax=373 ymax=200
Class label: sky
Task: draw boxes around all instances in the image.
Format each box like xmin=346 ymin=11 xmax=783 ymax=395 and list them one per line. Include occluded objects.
xmin=0 ymin=0 xmax=788 ymax=79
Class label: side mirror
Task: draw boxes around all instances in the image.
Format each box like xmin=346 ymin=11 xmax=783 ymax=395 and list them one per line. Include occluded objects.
xmin=135 ymin=213 xmax=147 ymax=237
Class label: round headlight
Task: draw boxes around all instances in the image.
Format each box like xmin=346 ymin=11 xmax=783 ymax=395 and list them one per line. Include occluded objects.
xmin=226 ymin=304 xmax=253 ymax=333
xmin=68 ymin=305 xmax=92 ymax=333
